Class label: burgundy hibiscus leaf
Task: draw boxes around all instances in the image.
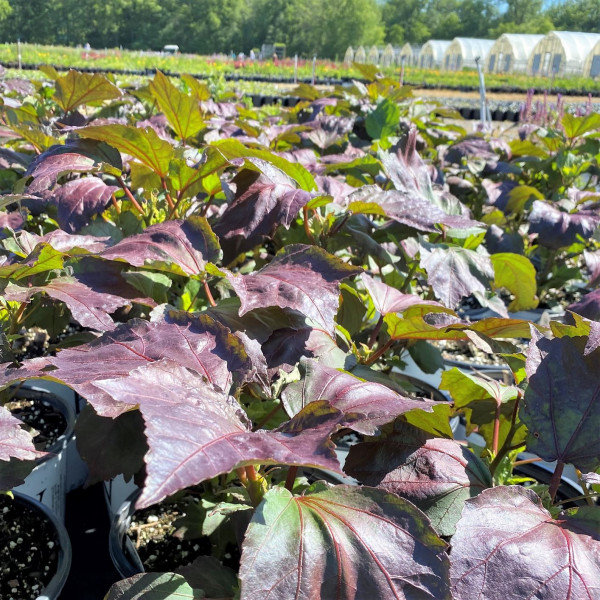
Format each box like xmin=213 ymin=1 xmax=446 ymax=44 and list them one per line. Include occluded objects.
xmin=213 ymin=164 xmax=313 ymax=264
xmin=0 ymin=404 xmax=46 ymax=463
xmin=0 ymin=211 xmax=24 ymax=231
xmin=450 ymin=486 xmax=600 ymax=599
xmin=584 ymin=249 xmax=600 ymax=287
xmin=51 ymin=177 xmax=118 ymax=233
xmin=568 ymin=289 xmax=600 ymax=322
xmin=47 ymin=316 xmax=251 ymax=417
xmin=25 ymin=139 xmax=122 ymax=193
xmin=282 ymin=360 xmax=441 ymax=435
xmin=349 ymin=186 xmax=482 ymax=233
xmin=0 ymin=405 xmax=46 ymax=490
xmin=345 ymin=423 xmax=492 ymax=536
xmin=442 ymin=137 xmax=498 ymax=165
xmin=522 ymin=329 xmax=600 ymax=473
xmin=101 ymin=216 xmax=221 ymax=276
xmin=10 ymin=230 xmax=111 ymax=256
xmin=361 ymin=272 xmax=440 ymax=315
xmin=420 ymin=244 xmax=495 ymax=309
xmin=94 ymin=360 xmax=343 ymax=508
xmin=239 ymin=485 xmax=451 ymax=600
xmin=529 ymin=200 xmax=600 ymax=249
xmin=226 ymin=244 xmax=362 ymax=335
xmin=4 ymin=277 xmax=130 ymax=332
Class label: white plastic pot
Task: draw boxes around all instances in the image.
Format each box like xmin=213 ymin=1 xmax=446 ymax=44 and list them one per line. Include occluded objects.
xmin=12 ymin=384 xmax=75 ymax=522
xmin=103 ymin=474 xmax=139 ymax=517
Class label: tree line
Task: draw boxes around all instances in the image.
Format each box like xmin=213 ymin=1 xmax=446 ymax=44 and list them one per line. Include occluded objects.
xmin=0 ymin=0 xmax=598 ymax=59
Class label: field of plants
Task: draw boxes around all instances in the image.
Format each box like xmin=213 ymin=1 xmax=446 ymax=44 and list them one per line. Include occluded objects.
xmin=0 ymin=65 xmax=599 ymax=599
xmin=2 ymin=42 xmax=600 ymax=94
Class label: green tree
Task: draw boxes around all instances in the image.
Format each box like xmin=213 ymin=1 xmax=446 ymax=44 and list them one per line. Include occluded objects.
xmin=546 ymin=0 xmax=600 ymax=33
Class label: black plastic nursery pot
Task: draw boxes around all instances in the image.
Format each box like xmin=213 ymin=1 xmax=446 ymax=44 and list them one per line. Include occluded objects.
xmin=0 ymin=491 xmax=72 ymax=600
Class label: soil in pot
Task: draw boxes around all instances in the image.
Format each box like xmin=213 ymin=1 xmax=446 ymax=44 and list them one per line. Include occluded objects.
xmin=118 ymin=489 xmax=241 ymax=576
xmin=0 ymin=494 xmax=62 ymax=600
xmin=433 ymin=339 xmax=527 ymax=370
xmin=3 ymin=389 xmax=67 ymax=452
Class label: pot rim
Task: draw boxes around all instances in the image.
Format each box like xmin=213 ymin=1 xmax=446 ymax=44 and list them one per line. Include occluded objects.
xmin=10 ymin=490 xmax=72 ymax=600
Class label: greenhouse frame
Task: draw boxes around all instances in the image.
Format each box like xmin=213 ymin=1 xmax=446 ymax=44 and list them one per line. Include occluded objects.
xmin=444 ymin=38 xmax=495 ymax=70
xmin=399 ymin=43 xmax=422 ymax=67
xmin=419 ymin=40 xmax=451 ymax=69
xmin=583 ymin=38 xmax=600 ymax=78
xmin=486 ymin=33 xmax=544 ymax=74
xmin=528 ymin=30 xmax=600 ymax=76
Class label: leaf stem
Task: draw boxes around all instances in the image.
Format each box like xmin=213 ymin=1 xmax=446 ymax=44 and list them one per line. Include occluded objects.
xmin=167 ymin=190 xmax=184 ymax=220
xmin=253 ymin=402 xmax=283 ymax=431
xmin=549 ymin=460 xmax=565 ymax=503
xmin=117 ymin=176 xmax=145 ymax=216
xmin=285 ymin=466 xmax=298 ymax=492
xmin=362 ymin=338 xmax=395 ymax=366
xmin=492 ymin=401 xmax=502 ymax=456
xmin=367 ymin=315 xmax=384 ymax=349
xmin=110 ymin=193 xmax=121 ymax=214
xmin=236 ymin=467 xmax=248 ymax=486
xmin=203 ymin=279 xmax=217 ymax=307
xmin=401 ymin=261 xmax=419 ymax=293
xmin=303 ymin=205 xmax=315 ymax=244
xmin=161 ymin=178 xmax=175 ymax=211
xmin=512 ymin=457 xmax=543 ymax=467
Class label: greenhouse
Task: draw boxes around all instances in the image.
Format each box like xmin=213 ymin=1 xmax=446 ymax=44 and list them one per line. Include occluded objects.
xmin=443 ymin=37 xmax=495 ymax=70
xmin=486 ymin=33 xmax=544 ymax=74
xmin=343 ymin=46 xmax=354 ymax=66
xmin=367 ymin=45 xmax=380 ymax=64
xmin=399 ymin=43 xmax=422 ymax=66
xmin=583 ymin=38 xmax=600 ymax=78
xmin=354 ymin=45 xmax=366 ymax=64
xmin=528 ymin=30 xmax=600 ymax=76
xmin=419 ymin=40 xmax=451 ymax=69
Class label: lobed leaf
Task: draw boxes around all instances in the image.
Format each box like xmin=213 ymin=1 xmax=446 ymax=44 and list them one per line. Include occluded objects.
xmin=345 ymin=423 xmax=492 ymax=536
xmin=239 ymin=485 xmax=451 ymax=600
xmin=78 ymin=124 xmax=174 ymax=177
xmin=4 ymin=277 xmax=130 ymax=332
xmin=54 ymin=69 xmax=122 ymax=113
xmin=95 ymin=360 xmax=343 ymax=507
xmin=450 ymin=486 xmax=600 ymax=599
xmin=522 ymin=328 xmax=600 ymax=473
xmin=226 ymin=244 xmax=361 ymax=334
xmin=282 ymin=359 xmax=440 ymax=435
xmin=100 ymin=217 xmax=221 ymax=277
xmin=148 ymin=70 xmax=204 ymax=142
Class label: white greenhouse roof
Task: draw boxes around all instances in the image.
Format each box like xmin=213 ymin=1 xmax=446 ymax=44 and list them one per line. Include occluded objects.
xmin=491 ymin=34 xmax=544 ymax=61
xmin=449 ymin=38 xmax=495 ymax=61
xmin=546 ymin=30 xmax=600 ymax=63
xmin=421 ymin=40 xmax=451 ymax=60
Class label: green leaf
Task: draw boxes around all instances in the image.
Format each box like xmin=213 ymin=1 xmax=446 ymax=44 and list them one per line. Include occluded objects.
xmin=440 ymin=368 xmax=524 ymax=451
xmin=505 ymin=185 xmax=544 ymax=214
xmin=401 ymin=402 xmax=455 ymax=439
xmin=0 ymin=244 xmax=64 ymax=280
xmin=54 ymin=69 xmax=122 ymax=113
xmin=121 ymin=271 xmax=172 ymax=304
xmin=149 ymin=71 xmax=204 ymax=142
xmin=180 ymin=74 xmax=211 ymax=101
xmin=211 ymin=138 xmax=316 ymax=191
xmin=365 ymin=98 xmax=401 ymax=141
xmin=239 ymin=485 xmax=451 ymax=599
xmin=104 ymin=573 xmax=201 ymax=599
xmin=491 ymin=253 xmax=538 ymax=312
xmin=78 ymin=124 xmax=174 ymax=177
xmin=561 ymin=112 xmax=600 ymax=139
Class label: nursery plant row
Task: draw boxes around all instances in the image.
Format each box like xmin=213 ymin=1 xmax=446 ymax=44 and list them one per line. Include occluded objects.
xmin=0 ymin=65 xmax=599 ymax=599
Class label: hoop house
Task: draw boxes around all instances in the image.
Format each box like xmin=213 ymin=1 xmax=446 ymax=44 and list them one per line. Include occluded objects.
xmin=400 ymin=43 xmax=422 ymax=66
xmin=381 ymin=44 xmax=395 ymax=67
xmin=419 ymin=40 xmax=451 ymax=69
xmin=343 ymin=46 xmax=354 ymax=66
xmin=583 ymin=38 xmax=600 ymax=78
xmin=444 ymin=38 xmax=495 ymax=70
xmin=486 ymin=34 xmax=544 ymax=74
xmin=528 ymin=31 xmax=600 ymax=76
xmin=367 ymin=45 xmax=380 ymax=64
xmin=354 ymin=46 xmax=366 ymax=64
